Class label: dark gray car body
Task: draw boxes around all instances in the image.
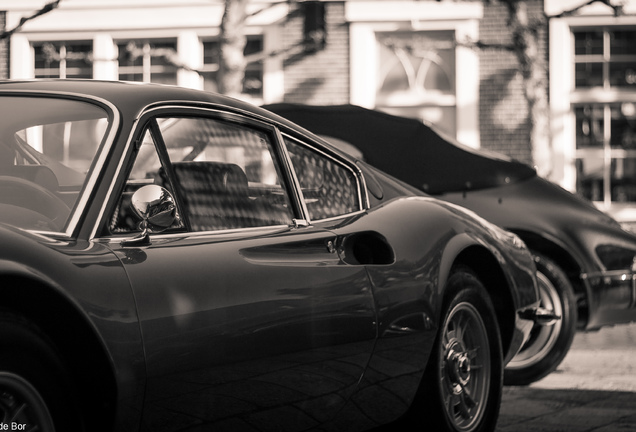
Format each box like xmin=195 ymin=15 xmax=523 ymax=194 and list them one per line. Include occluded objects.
xmin=264 ymin=103 xmax=636 ymax=332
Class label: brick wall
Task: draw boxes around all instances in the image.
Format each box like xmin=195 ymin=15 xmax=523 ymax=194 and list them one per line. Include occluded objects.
xmin=0 ymin=12 xmax=7 ymax=80
xmin=280 ymin=0 xmax=546 ymax=166
xmin=282 ymin=2 xmax=349 ymax=105
xmin=479 ymin=0 xmax=546 ymax=165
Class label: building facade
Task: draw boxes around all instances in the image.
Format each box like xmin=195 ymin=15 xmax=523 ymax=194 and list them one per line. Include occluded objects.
xmin=7 ymin=0 xmax=636 ymax=224
xmin=2 ymin=0 xmax=496 ymax=148
xmin=547 ymin=0 xmax=636 ymax=226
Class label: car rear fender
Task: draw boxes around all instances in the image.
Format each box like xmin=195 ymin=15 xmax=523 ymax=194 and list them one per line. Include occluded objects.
xmin=0 ymin=261 xmax=117 ymax=432
xmin=437 ymin=235 xmax=517 ymax=361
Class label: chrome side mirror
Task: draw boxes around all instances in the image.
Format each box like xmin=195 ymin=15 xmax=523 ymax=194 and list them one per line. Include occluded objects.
xmin=123 ymin=185 xmax=176 ymax=246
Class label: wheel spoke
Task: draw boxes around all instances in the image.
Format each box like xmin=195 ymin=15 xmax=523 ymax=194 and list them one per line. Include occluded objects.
xmin=468 ymin=347 xmax=480 ymax=360
xmin=455 ymin=314 xmax=468 ymax=343
xmin=443 ymin=329 xmax=452 ymax=347
xmin=459 ymin=383 xmax=477 ymax=409
xmin=458 ymin=391 xmax=476 ymax=420
xmin=455 ymin=393 xmax=470 ymax=419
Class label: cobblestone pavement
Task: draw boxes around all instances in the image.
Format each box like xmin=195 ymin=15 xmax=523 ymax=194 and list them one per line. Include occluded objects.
xmin=496 ymin=322 xmax=636 ymax=432
xmin=139 ymin=322 xmax=636 ymax=431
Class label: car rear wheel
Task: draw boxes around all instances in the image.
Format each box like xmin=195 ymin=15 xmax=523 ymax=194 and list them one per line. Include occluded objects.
xmin=504 ymin=253 xmax=577 ymax=385
xmin=409 ymin=268 xmax=503 ymax=432
xmin=0 ymin=313 xmax=83 ymax=432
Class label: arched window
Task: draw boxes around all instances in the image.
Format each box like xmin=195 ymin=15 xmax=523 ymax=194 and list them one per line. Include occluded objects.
xmin=375 ymin=31 xmax=456 ymax=136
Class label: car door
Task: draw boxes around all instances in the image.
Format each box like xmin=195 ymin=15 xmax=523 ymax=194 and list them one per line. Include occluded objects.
xmin=102 ymin=109 xmax=377 ymax=432
xmin=280 ymin=134 xmax=443 ymax=428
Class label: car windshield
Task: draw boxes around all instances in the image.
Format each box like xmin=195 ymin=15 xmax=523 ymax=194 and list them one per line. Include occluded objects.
xmin=0 ymin=96 xmax=110 ymax=232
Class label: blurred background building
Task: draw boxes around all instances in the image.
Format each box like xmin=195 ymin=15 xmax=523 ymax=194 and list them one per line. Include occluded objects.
xmin=1 ymin=0 xmax=636 ymax=226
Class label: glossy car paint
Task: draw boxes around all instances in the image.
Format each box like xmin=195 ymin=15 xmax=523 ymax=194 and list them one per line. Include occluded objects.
xmin=443 ymin=175 xmax=636 ymax=329
xmin=0 ymin=81 xmax=538 ymax=431
xmin=263 ymin=103 xmax=636 ymax=332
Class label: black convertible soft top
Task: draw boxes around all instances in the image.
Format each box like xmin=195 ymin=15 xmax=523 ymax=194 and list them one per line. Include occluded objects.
xmin=264 ymin=103 xmax=536 ymax=194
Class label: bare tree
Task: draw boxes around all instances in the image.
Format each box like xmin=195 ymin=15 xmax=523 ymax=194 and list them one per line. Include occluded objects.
xmin=218 ymin=0 xmax=249 ymax=97
xmin=476 ymin=0 xmax=625 ymax=177
xmin=500 ymin=0 xmax=551 ymax=176
xmin=0 ymin=0 xmax=62 ymax=41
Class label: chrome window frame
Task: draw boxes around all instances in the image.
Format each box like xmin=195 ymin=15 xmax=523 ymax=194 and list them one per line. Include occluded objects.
xmin=280 ymin=132 xmax=367 ymax=224
xmin=94 ymin=104 xmax=304 ymax=241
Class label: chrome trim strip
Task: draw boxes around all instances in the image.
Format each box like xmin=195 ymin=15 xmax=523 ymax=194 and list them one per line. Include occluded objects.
xmin=309 ymin=209 xmax=367 ymax=225
xmin=66 ymin=102 xmax=119 ymax=237
xmin=0 ymin=90 xmax=120 ymax=239
xmin=98 ymin=223 xmax=292 ymax=244
xmin=581 ymin=270 xmax=635 ymax=279
xmin=356 ymin=163 xmax=371 ymax=210
xmin=274 ymin=128 xmax=310 ymax=223
xmin=89 ymin=118 xmax=141 ymax=240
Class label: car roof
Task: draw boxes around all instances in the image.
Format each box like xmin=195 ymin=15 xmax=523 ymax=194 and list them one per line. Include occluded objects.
xmin=0 ymin=79 xmax=282 ymax=125
xmin=263 ymin=103 xmax=537 ymax=194
xmin=0 ymin=80 xmax=362 ymax=171
xmin=0 ymin=78 xmax=346 ymax=147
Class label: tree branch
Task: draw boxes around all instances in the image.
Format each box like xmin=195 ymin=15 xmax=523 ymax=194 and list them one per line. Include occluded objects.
xmin=549 ymin=0 xmax=624 ymax=18
xmin=0 ymin=0 xmax=62 ymax=41
xmin=456 ymin=39 xmax=517 ymax=52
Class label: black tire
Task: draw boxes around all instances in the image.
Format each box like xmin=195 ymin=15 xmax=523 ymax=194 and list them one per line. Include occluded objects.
xmin=0 ymin=313 xmax=83 ymax=432
xmin=409 ymin=268 xmax=503 ymax=432
xmin=504 ymin=253 xmax=577 ymax=386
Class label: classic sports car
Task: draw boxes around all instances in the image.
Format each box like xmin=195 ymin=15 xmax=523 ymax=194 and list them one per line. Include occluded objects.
xmin=263 ymin=103 xmax=636 ymax=385
xmin=0 ymin=80 xmax=539 ymax=432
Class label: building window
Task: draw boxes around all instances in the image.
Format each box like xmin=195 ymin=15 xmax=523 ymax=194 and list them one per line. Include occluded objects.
xmin=574 ymin=29 xmax=636 ymax=206
xmin=575 ymin=29 xmax=636 ymax=89
xmin=117 ymin=40 xmax=178 ymax=85
xmin=575 ymin=103 xmax=636 ymax=204
xmin=201 ymin=36 xmax=264 ymax=100
xmin=375 ymin=31 xmax=456 ymax=137
xmin=34 ymin=41 xmax=92 ymax=79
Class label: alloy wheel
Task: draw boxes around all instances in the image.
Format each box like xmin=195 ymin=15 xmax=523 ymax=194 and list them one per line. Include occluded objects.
xmin=440 ymin=301 xmax=491 ymax=431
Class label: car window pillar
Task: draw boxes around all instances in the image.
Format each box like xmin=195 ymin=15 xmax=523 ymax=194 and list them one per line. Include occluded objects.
xmin=272 ymin=127 xmax=311 ymax=226
xmin=146 ymin=118 xmax=193 ymax=232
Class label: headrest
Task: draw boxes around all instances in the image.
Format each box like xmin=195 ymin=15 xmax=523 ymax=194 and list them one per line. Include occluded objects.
xmin=5 ymin=165 xmax=59 ymax=191
xmin=171 ymin=161 xmax=249 ymax=196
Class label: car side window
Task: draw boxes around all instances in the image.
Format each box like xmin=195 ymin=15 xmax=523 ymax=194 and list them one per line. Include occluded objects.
xmin=284 ymin=136 xmax=360 ymax=220
xmin=155 ymin=116 xmax=294 ymax=232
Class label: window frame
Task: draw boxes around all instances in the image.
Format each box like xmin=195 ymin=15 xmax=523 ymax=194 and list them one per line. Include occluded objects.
xmin=280 ymin=132 xmax=367 ymax=223
xmin=33 ymin=40 xmax=93 ymax=79
xmin=116 ymin=39 xmax=179 ymax=85
xmin=572 ymin=27 xmax=636 ymax=208
xmin=100 ymin=105 xmax=307 ymax=238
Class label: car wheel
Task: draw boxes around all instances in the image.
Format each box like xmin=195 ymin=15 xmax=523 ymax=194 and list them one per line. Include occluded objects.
xmin=0 ymin=314 xmax=83 ymax=432
xmin=409 ymin=268 xmax=503 ymax=432
xmin=504 ymin=253 xmax=577 ymax=386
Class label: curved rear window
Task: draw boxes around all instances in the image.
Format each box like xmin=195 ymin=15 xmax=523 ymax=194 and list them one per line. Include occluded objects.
xmin=0 ymin=96 xmax=109 ymax=232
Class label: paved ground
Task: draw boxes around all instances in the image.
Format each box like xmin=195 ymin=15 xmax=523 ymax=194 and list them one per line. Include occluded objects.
xmin=497 ymin=322 xmax=636 ymax=432
xmin=143 ymin=321 xmax=635 ymax=431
